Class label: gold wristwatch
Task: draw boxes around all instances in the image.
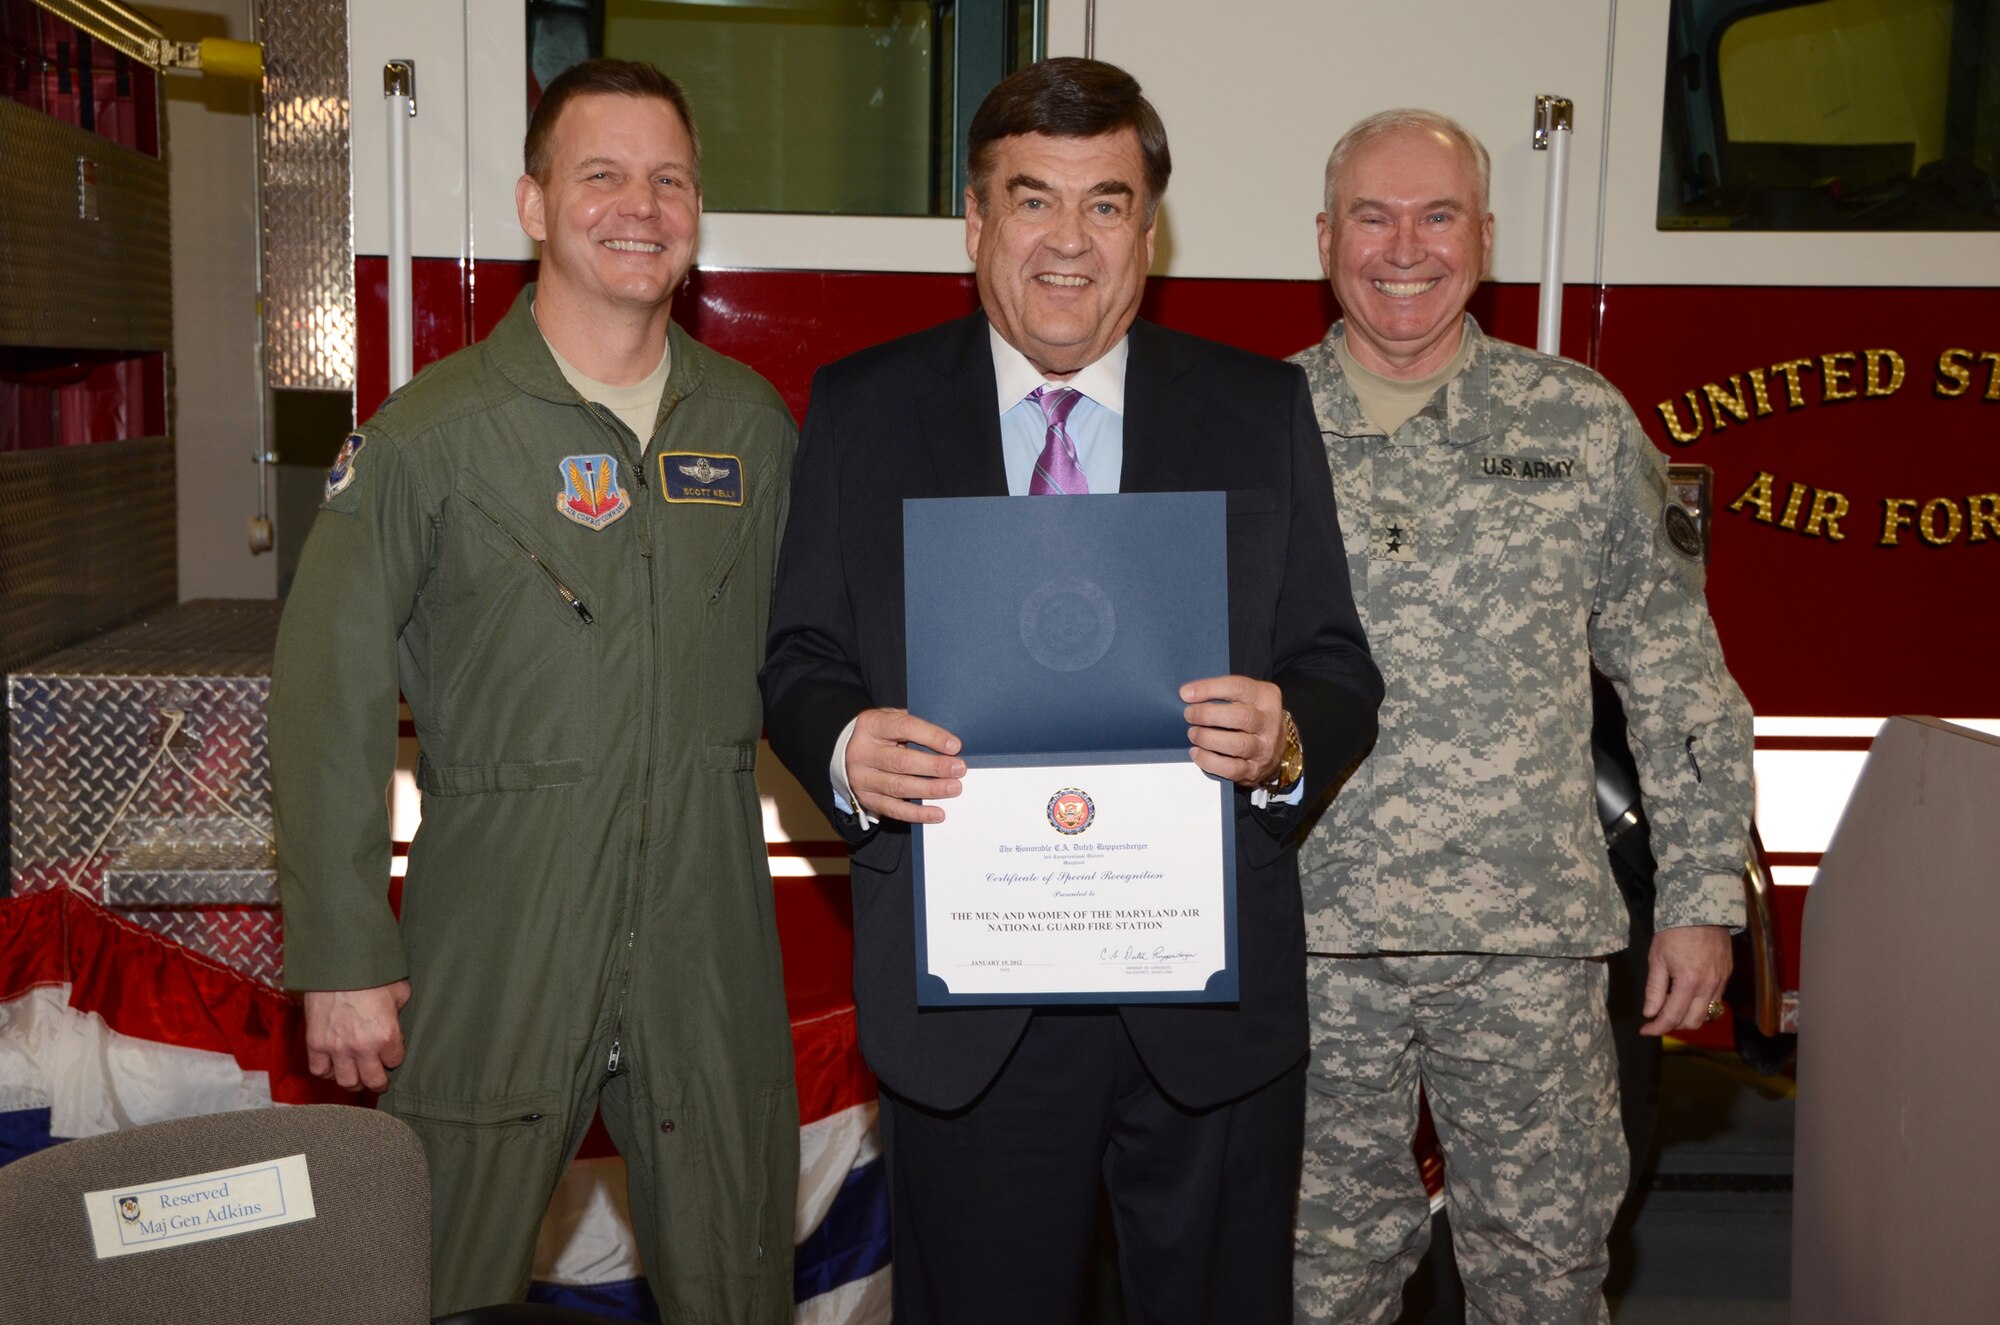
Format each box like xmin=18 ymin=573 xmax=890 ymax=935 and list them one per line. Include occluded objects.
xmin=1266 ymin=709 xmax=1303 ymax=790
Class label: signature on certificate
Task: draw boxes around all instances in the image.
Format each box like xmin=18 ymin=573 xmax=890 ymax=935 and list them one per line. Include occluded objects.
xmin=1098 ymin=945 xmax=1196 ymax=964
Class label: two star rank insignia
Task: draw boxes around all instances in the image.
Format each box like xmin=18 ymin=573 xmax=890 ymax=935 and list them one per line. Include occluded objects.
xmin=1370 ymin=511 xmax=1421 ymax=563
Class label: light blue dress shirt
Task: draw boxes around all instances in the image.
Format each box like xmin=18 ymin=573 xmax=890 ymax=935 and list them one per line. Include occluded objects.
xmin=991 ymin=325 xmax=1128 ymax=496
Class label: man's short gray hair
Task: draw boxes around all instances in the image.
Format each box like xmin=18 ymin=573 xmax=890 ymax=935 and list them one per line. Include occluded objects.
xmin=1322 ymin=108 xmax=1491 ymax=219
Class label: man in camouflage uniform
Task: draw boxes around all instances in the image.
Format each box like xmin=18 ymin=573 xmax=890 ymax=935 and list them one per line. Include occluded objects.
xmin=1288 ymin=110 xmax=1753 ymax=1324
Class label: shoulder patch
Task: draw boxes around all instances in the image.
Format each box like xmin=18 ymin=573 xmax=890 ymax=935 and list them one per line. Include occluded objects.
xmin=660 ymin=451 xmax=744 ymax=506
xmin=1664 ymin=503 xmax=1704 ymax=561
xmin=324 ymin=433 xmax=365 ymax=502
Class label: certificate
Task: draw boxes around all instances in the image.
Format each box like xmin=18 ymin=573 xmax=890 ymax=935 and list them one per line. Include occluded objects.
xmin=904 ymin=492 xmax=1237 ymax=1006
xmin=912 ymin=753 xmax=1238 ymax=1004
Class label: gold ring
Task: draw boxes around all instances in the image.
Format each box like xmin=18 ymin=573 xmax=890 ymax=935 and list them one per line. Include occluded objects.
xmin=1705 ymin=999 xmax=1726 ymax=1022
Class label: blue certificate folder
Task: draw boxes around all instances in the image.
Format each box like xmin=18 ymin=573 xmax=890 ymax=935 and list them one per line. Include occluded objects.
xmin=904 ymin=492 xmax=1239 ymax=1007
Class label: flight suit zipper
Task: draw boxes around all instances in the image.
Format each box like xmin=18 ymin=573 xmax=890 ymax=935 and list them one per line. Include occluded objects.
xmin=576 ymin=396 xmax=645 ymax=489
xmin=575 ymin=393 xmax=682 ymax=1084
xmin=465 ymin=500 xmax=596 ymax=624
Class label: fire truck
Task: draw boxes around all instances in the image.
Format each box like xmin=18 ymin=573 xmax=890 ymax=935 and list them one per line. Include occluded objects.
xmin=339 ymin=0 xmax=1994 ymax=1049
xmin=3 ymin=0 xmax=1992 ymax=1318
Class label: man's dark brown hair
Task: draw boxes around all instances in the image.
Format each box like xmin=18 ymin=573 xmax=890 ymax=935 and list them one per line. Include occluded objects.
xmin=523 ymin=58 xmax=701 ymax=186
xmin=967 ymin=57 xmax=1171 ymax=219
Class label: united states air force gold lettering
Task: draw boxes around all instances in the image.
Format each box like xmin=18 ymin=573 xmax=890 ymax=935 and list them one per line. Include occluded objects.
xmin=1470 ymin=455 xmax=1577 ymax=481
xmin=1655 ymin=346 xmax=1996 ymax=552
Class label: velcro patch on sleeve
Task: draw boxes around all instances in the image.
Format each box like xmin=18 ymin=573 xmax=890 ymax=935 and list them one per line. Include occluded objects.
xmin=1663 ymin=502 xmax=1705 ymax=561
xmin=323 ymin=432 xmax=366 ymax=503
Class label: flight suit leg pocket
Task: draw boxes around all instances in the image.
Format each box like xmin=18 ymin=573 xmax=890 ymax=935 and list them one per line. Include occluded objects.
xmin=646 ymin=1083 xmax=799 ymax=1322
xmin=380 ymin=1087 xmax=569 ymax=1309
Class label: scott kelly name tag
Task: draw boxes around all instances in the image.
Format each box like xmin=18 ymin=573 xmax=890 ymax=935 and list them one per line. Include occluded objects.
xmin=660 ymin=451 xmax=744 ymax=505
xmin=85 ymin=1153 xmax=316 ymax=1259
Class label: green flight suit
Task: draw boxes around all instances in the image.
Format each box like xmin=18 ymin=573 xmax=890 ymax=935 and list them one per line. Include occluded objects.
xmin=272 ymin=287 xmax=799 ymax=1320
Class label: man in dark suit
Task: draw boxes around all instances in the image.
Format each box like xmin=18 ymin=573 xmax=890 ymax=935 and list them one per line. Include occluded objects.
xmin=760 ymin=57 xmax=1383 ymax=1325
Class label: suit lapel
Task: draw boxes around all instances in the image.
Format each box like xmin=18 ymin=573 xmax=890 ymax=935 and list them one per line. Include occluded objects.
xmin=915 ymin=314 xmax=1010 ymax=498
xmin=1118 ymin=320 xmax=1203 ymax=494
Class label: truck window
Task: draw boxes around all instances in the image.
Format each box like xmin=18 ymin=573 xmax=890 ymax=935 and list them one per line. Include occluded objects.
xmin=527 ymin=0 xmax=1043 ymax=218
xmin=1658 ymin=0 xmax=1999 ymax=230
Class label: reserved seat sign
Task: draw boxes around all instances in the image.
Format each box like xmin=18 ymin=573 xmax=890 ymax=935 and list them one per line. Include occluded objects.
xmin=84 ymin=1154 xmax=317 ymax=1259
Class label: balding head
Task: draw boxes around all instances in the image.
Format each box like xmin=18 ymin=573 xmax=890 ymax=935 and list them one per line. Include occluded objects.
xmin=1323 ymin=108 xmax=1489 ymax=219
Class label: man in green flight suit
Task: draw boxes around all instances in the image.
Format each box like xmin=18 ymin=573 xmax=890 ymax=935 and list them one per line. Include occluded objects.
xmin=271 ymin=59 xmax=798 ymax=1319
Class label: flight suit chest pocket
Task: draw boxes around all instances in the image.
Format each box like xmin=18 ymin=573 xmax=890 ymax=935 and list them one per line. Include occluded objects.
xmin=429 ymin=475 xmax=602 ymax=774
xmin=693 ymin=451 xmax=778 ymax=751
xmin=1435 ymin=475 xmax=1589 ymax=671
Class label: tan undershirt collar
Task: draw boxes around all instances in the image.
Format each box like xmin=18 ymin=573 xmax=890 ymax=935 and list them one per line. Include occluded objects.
xmin=1337 ymin=331 xmax=1473 ymax=438
xmin=536 ymin=305 xmax=672 ymax=452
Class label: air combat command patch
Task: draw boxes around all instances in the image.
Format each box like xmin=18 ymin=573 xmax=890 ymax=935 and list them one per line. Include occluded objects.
xmin=660 ymin=451 xmax=744 ymax=505
xmin=557 ymin=454 xmax=632 ymax=531
xmin=324 ymin=432 xmax=365 ymax=501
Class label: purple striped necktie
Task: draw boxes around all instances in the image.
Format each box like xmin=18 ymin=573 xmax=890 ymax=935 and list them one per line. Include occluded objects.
xmin=1027 ymin=385 xmax=1088 ymax=495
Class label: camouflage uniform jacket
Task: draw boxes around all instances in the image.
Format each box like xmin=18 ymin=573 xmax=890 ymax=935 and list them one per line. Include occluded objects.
xmin=1291 ymin=317 xmax=1751 ymax=955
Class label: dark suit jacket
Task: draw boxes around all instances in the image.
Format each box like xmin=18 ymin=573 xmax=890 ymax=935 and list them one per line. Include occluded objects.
xmin=760 ymin=313 xmax=1382 ymax=1112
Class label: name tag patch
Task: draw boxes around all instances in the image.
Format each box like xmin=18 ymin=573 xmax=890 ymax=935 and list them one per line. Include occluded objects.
xmin=85 ymin=1153 xmax=316 ymax=1260
xmin=1471 ymin=454 xmax=1576 ymax=481
xmin=660 ymin=451 xmax=744 ymax=506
